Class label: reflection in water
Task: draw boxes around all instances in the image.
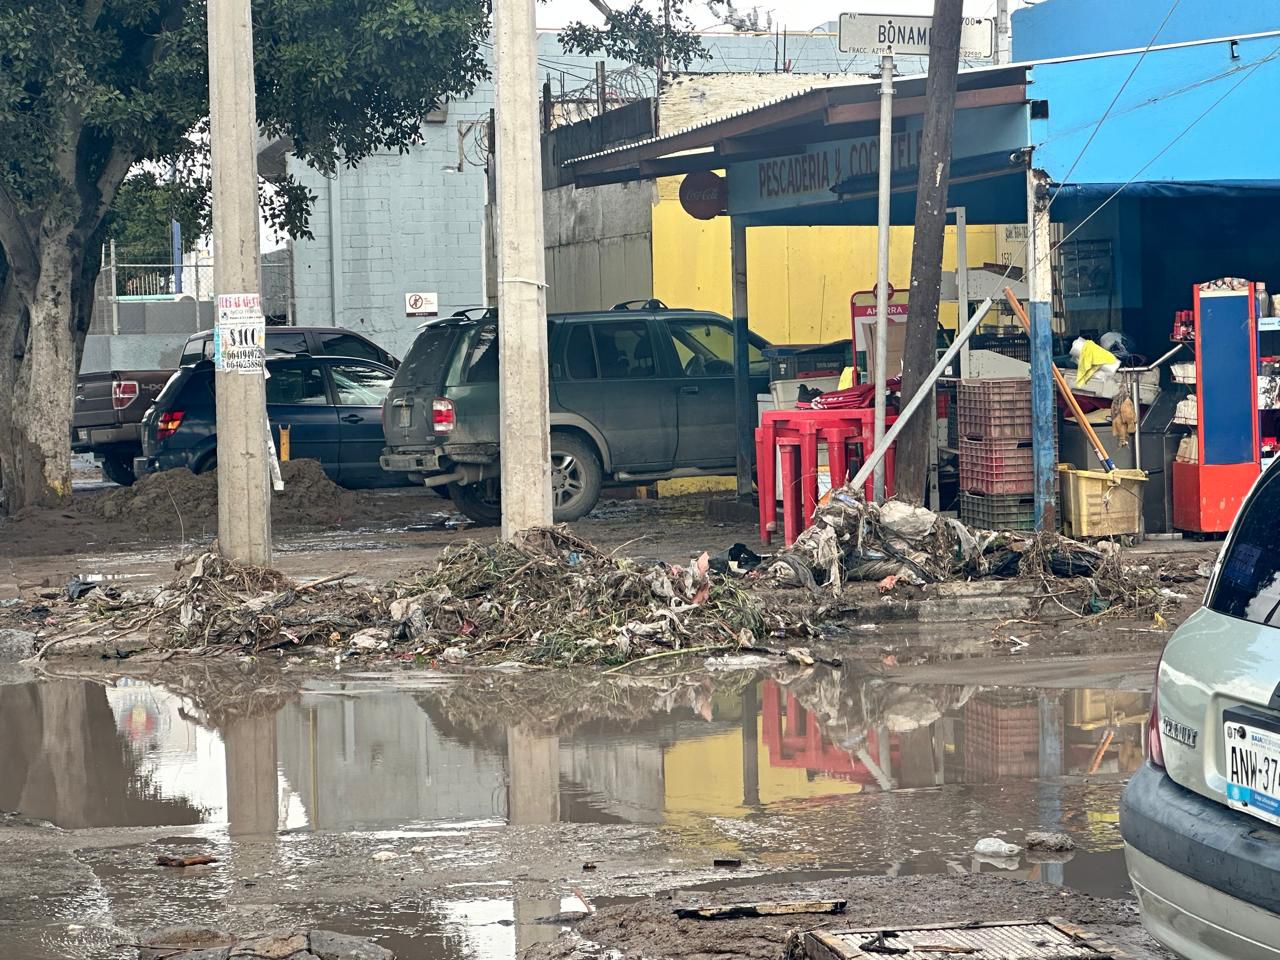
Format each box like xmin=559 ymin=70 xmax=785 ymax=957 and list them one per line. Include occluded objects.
xmin=0 ymin=668 xmax=1149 ymax=886
xmin=0 ymin=670 xmax=1150 ymax=832
xmin=0 ymin=680 xmax=206 ymax=829
xmin=0 ymin=668 xmax=1152 ymax=960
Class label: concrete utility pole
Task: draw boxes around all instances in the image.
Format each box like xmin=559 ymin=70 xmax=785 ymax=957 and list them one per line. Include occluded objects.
xmin=894 ymin=0 xmax=965 ymax=504
xmin=995 ymin=0 xmax=1012 ymax=65
xmin=207 ymin=0 xmax=272 ymax=564
xmin=872 ymin=54 xmax=894 ymax=503
xmin=495 ymin=0 xmax=553 ymax=538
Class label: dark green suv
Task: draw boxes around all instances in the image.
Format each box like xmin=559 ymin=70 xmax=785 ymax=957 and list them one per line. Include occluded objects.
xmin=380 ymin=303 xmax=771 ymax=523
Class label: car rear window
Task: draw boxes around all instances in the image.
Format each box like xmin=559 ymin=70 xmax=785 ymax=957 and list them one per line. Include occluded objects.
xmin=1209 ymin=465 xmax=1280 ymax=627
xmin=563 ymin=324 xmax=599 ymax=380
xmin=316 ymin=332 xmax=385 ymax=364
xmin=460 ymin=325 xmax=498 ymax=383
xmin=181 ymin=330 xmax=309 ymax=366
xmin=174 ymin=367 xmax=215 ymax=406
xmin=396 ymin=325 xmax=462 ymax=389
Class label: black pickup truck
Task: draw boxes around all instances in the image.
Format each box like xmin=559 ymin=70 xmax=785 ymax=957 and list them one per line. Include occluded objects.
xmin=72 ymin=369 xmax=173 ymax=485
xmin=74 ymin=326 xmax=399 ymax=485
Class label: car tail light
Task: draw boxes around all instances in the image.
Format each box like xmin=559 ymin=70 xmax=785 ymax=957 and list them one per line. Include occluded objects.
xmin=156 ymin=411 xmax=185 ymax=440
xmin=432 ymin=398 xmax=455 ymax=433
xmin=112 ymin=380 xmax=139 ymax=410
xmin=1146 ymin=657 xmax=1166 ymax=769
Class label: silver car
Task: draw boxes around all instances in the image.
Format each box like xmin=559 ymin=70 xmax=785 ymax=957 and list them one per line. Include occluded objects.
xmin=1122 ymin=461 xmax=1280 ymax=959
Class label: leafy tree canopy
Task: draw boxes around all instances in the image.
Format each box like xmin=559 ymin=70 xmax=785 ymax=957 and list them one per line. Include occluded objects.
xmin=559 ymin=0 xmax=707 ymax=71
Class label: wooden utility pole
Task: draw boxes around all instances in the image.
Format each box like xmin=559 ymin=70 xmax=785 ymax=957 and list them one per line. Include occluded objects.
xmin=894 ymin=0 xmax=965 ymax=504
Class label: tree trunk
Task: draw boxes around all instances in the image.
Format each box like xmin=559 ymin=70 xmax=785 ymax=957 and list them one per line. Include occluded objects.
xmin=893 ymin=0 xmax=965 ymax=505
xmin=0 ymin=233 xmax=87 ymax=514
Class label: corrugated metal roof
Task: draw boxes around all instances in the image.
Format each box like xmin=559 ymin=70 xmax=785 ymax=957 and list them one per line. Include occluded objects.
xmin=564 ymin=82 xmax=843 ymax=166
xmin=563 ymin=28 xmax=1280 ymax=169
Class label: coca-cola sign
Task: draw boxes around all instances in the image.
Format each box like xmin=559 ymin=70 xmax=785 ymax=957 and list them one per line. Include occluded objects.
xmin=679 ymin=171 xmax=727 ymax=220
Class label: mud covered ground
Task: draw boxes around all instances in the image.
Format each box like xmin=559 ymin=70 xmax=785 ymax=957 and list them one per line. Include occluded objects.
xmin=528 ymin=875 xmax=1166 ymax=960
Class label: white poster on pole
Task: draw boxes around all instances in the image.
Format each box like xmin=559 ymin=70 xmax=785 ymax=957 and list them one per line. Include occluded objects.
xmin=214 ymin=293 xmax=266 ymax=373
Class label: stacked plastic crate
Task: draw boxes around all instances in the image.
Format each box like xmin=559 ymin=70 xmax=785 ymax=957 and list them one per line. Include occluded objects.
xmin=956 ymin=378 xmax=1051 ymax=531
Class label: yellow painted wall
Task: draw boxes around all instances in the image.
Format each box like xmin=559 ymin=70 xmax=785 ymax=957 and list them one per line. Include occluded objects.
xmin=652 ymin=176 xmax=999 ymax=345
xmin=661 ymin=720 xmax=863 ymax=823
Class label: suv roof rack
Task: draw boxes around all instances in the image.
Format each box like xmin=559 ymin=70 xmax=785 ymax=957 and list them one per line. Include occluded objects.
xmin=448 ymin=307 xmax=497 ymax=320
xmin=611 ymin=299 xmax=668 ymax=311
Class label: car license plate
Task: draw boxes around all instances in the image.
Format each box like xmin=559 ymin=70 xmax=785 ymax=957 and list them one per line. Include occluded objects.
xmin=1225 ymin=715 xmax=1280 ymax=826
xmin=397 ymin=404 xmax=411 ymax=428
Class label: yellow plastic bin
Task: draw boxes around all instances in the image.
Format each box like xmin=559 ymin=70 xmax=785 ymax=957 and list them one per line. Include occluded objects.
xmin=1058 ymin=466 xmax=1148 ymax=537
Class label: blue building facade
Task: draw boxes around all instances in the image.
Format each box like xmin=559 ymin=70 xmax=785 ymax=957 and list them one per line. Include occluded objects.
xmin=1012 ymin=0 xmax=1280 ymax=62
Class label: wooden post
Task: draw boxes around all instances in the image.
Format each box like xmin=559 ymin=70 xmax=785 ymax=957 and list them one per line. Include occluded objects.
xmin=894 ymin=0 xmax=964 ymax=505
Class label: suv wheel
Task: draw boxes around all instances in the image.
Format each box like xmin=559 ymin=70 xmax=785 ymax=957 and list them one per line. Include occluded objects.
xmin=448 ymin=433 xmax=603 ymax=526
xmin=100 ymin=453 xmax=136 ymax=487
xmin=549 ymin=433 xmax=602 ymax=522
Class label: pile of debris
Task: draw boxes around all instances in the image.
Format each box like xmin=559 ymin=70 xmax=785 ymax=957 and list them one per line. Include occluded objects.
xmin=49 ymin=528 xmax=816 ymax=666
xmin=769 ymin=488 xmax=1167 ymax=617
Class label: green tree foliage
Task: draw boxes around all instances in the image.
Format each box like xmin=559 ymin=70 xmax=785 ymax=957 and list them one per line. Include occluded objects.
xmin=107 ymin=171 xmax=209 ymax=264
xmin=559 ymin=0 xmax=707 ymax=71
xmin=0 ymin=0 xmax=489 ymax=511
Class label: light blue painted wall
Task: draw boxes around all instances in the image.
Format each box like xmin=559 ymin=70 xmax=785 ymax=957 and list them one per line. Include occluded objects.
xmin=1029 ymin=34 xmax=1280 ymax=187
xmin=1012 ymin=0 xmax=1280 ymax=62
xmin=288 ymin=31 xmax=933 ymax=358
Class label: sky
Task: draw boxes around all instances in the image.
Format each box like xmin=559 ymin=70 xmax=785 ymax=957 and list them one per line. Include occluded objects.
xmin=536 ymin=0 xmax=1026 ymax=32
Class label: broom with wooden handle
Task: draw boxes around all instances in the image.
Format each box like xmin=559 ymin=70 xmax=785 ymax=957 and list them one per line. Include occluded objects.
xmin=1003 ymin=287 xmax=1117 ymax=473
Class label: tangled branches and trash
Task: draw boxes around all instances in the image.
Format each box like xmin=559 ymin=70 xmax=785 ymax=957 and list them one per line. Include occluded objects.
xmin=35 ymin=528 xmax=817 ymax=666
xmin=768 ymin=489 xmax=1170 ymax=617
xmin=19 ymin=485 xmax=1196 ymax=665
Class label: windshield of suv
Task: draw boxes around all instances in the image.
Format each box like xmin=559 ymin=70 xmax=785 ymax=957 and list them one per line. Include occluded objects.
xmin=667 ymin=318 xmax=768 ymax=377
xmin=1209 ymin=464 xmax=1280 ymax=626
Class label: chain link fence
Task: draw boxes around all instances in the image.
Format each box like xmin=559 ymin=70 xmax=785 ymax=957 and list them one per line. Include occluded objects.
xmin=90 ymin=245 xmax=293 ymax=335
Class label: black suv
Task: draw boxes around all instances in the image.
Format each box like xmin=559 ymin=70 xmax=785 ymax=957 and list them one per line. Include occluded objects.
xmin=380 ymin=304 xmax=770 ymax=523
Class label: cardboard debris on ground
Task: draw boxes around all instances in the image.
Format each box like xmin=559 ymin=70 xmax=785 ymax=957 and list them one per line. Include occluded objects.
xmin=674 ymin=900 xmax=847 ymax=920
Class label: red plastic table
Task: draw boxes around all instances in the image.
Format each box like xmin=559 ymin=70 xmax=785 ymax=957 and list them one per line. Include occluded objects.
xmin=755 ymin=408 xmax=897 ymax=545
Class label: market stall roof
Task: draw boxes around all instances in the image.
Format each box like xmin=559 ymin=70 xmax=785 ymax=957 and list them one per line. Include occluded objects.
xmin=564 ymin=29 xmax=1280 ymax=226
xmin=565 ymin=62 xmax=1034 ymax=225
xmin=567 ymin=64 xmax=1031 ymax=187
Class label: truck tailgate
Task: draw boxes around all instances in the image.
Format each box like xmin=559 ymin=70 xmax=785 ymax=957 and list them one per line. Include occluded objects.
xmin=74 ymin=370 xmax=170 ymax=431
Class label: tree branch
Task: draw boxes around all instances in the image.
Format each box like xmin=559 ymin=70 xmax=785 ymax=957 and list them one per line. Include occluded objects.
xmin=82 ymin=0 xmax=105 ymax=28
xmin=90 ymin=143 xmax=135 ymax=228
xmin=0 ymin=186 xmax=40 ymax=295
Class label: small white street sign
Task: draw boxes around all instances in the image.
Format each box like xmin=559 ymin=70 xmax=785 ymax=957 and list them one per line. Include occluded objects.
xmin=838 ymin=13 xmax=995 ymax=59
xmin=404 ymin=291 xmax=439 ymax=318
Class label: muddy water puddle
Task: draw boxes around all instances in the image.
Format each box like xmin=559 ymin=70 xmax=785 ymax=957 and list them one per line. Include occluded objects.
xmin=0 ymin=665 xmax=1149 ymax=959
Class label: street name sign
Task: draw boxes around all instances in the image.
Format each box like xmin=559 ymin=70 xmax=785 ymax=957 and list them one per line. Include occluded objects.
xmin=838 ymin=13 xmax=995 ymax=60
